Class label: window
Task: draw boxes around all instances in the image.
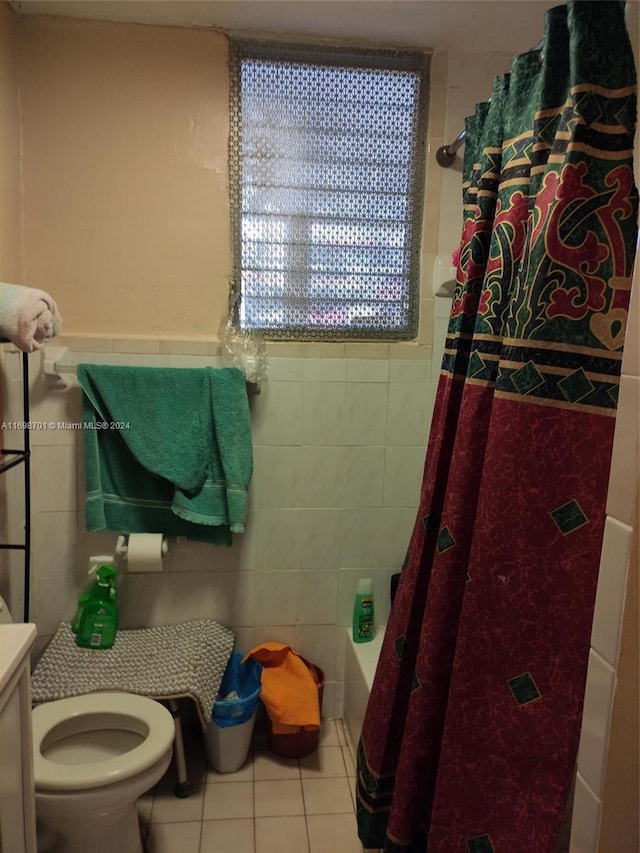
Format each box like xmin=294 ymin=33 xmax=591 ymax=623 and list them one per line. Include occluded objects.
xmin=229 ymin=42 xmax=429 ymax=340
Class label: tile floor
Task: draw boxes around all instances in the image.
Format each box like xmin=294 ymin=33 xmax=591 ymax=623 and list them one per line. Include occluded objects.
xmin=138 ymin=716 xmax=380 ymax=853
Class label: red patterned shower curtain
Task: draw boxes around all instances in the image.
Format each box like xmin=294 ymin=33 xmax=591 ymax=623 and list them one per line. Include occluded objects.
xmin=356 ymin=2 xmax=638 ymax=851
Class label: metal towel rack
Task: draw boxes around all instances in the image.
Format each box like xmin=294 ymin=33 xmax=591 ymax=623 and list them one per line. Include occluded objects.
xmin=42 ymin=346 xmax=261 ymax=393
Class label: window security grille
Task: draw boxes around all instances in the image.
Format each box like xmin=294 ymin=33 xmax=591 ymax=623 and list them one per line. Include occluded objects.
xmin=229 ymin=42 xmax=429 ymax=340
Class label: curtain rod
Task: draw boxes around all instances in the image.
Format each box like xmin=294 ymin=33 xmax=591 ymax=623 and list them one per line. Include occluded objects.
xmin=435 ymin=38 xmax=545 ymax=168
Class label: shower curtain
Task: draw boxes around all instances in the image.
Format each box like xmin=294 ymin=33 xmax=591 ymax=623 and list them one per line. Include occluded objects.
xmin=356 ymin=2 xmax=638 ymax=852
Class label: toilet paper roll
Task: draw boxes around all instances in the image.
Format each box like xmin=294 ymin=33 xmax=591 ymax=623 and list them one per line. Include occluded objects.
xmin=125 ymin=533 xmax=165 ymax=573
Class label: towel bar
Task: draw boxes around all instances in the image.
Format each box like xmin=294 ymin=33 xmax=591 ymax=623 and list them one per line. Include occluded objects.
xmin=40 ymin=345 xmax=261 ymax=392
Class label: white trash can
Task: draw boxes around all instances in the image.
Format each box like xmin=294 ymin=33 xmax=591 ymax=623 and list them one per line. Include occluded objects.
xmin=204 ymin=713 xmax=257 ymax=773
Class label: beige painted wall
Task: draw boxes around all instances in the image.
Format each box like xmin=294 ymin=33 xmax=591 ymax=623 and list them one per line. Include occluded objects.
xmin=14 ymin=13 xmax=444 ymax=351
xmin=0 ymin=0 xmax=25 ymax=610
xmin=16 ymin=15 xmax=231 ymax=337
xmin=0 ymin=1 xmax=22 ymax=282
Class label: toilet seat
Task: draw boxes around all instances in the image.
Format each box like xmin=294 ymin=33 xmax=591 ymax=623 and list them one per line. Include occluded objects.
xmin=33 ymin=692 xmax=174 ymax=792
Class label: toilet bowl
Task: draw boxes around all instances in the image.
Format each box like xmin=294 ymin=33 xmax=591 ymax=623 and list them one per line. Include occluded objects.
xmin=32 ymin=691 xmax=174 ymax=853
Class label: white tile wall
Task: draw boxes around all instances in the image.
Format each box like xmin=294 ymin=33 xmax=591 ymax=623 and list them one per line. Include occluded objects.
xmin=251 ymin=446 xmax=302 ymax=509
xmin=14 ymin=351 xmax=434 ymax=718
xmin=379 ymin=507 xmax=416 ymax=567
xmin=252 ymin=571 xmax=299 ymax=626
xmin=302 ymin=382 xmax=346 ymax=445
xmin=296 ymin=570 xmax=339 ymax=625
xmin=304 ymin=358 xmax=347 ymax=383
xmin=383 ymin=446 xmax=425 ymax=507
xmin=296 ymin=510 xmax=342 ymax=570
xmin=0 ymin=462 xmax=25 ymax=534
xmin=32 ymin=510 xmax=78 ymax=578
xmin=343 ymin=383 xmax=388 ymax=445
xmin=35 ymin=572 xmax=79 ymax=635
xmin=346 ymin=358 xmax=389 ymax=383
xmin=590 ymin=517 xmax=633 ymax=667
xmin=240 ymin=509 xmax=302 ymax=572
xmin=340 ymin=446 xmax=385 ymax=507
xmin=386 ymin=383 xmax=432 ymax=447
xmin=576 ymin=650 xmax=616 ymax=797
xmin=298 ymin=447 xmax=344 ymax=508
xmin=570 ymin=773 xmax=602 ymax=853
xmin=339 ymin=507 xmax=384 ymax=568
xmin=0 ymin=544 xmax=27 ymax=626
xmin=605 ymin=374 xmax=639 ymax=527
xmin=118 ymin=572 xmax=171 ymax=628
xmin=251 ymin=381 xmax=303 ymax=446
xmin=31 ymin=444 xmax=78 ymax=513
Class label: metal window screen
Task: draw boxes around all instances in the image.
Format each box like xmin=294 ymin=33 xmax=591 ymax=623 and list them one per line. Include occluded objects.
xmin=229 ymin=42 xmax=430 ymax=340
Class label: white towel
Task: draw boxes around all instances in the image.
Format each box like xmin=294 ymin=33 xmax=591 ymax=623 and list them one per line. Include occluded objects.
xmin=0 ymin=281 xmax=62 ymax=352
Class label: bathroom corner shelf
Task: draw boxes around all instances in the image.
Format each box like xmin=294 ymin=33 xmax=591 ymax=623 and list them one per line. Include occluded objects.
xmin=0 ymin=341 xmax=31 ymax=623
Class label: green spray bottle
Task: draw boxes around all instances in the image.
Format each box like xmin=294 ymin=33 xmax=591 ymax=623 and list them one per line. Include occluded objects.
xmin=72 ymin=557 xmax=118 ymax=633
xmin=75 ymin=564 xmax=119 ymax=649
xmin=71 ymin=588 xmax=91 ymax=634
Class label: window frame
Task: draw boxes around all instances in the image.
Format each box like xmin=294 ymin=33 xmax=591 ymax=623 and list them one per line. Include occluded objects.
xmin=229 ymin=39 xmax=431 ymax=342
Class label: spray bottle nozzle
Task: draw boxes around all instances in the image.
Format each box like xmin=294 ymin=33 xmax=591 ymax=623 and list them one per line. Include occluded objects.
xmin=94 ymin=564 xmax=118 ymax=586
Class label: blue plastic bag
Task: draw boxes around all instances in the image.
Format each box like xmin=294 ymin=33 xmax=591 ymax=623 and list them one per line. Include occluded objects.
xmin=213 ymin=652 xmax=263 ymax=728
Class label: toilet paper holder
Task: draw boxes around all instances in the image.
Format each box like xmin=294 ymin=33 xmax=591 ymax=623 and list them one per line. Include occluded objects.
xmin=115 ymin=534 xmax=168 ymax=559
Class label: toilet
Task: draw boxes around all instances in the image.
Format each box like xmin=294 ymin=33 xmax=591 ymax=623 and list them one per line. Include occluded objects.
xmin=0 ymin=597 xmax=175 ymax=853
xmin=32 ymin=692 xmax=174 ymax=853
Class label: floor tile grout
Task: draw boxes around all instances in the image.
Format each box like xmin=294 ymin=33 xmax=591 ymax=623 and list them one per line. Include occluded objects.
xmin=139 ymin=717 xmax=371 ymax=852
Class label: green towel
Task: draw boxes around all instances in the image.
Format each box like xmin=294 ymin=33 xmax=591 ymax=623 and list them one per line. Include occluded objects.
xmin=77 ymin=364 xmax=253 ymax=545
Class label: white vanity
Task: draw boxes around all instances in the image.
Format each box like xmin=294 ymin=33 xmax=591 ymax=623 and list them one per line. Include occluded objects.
xmin=0 ymin=623 xmax=37 ymax=853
